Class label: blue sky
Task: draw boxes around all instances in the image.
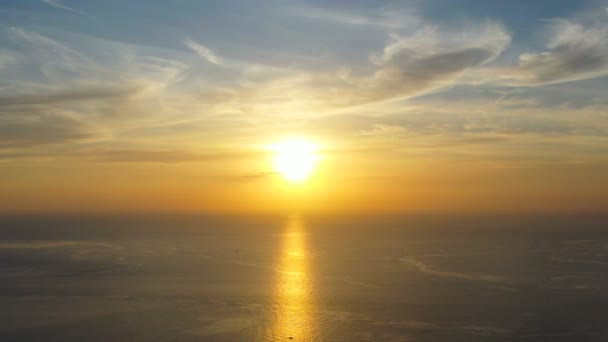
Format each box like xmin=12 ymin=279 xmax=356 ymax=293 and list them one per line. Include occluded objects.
xmin=0 ymin=0 xmax=607 ymax=212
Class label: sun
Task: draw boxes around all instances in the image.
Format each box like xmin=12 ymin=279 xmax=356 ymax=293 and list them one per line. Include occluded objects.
xmin=270 ymin=138 xmax=320 ymax=182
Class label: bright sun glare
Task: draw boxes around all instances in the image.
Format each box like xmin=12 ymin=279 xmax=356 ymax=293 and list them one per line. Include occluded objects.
xmin=271 ymin=138 xmax=319 ymax=182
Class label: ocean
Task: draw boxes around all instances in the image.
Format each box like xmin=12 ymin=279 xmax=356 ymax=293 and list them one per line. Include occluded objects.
xmin=0 ymin=213 xmax=607 ymax=341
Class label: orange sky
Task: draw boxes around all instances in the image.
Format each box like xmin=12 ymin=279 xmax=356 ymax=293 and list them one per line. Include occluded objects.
xmin=1 ymin=146 xmax=606 ymax=214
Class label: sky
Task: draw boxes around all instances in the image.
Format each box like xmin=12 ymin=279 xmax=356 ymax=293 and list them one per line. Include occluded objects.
xmin=0 ymin=0 xmax=607 ymax=214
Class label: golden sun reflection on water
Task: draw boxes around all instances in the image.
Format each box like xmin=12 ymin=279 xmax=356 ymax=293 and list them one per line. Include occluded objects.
xmin=270 ymin=217 xmax=317 ymax=341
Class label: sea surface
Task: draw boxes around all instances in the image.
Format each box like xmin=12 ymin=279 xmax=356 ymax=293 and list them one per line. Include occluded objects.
xmin=0 ymin=213 xmax=607 ymax=341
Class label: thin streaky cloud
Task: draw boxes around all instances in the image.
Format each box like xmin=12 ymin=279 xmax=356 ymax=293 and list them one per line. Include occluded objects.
xmin=184 ymin=38 xmax=223 ymax=65
xmin=287 ymin=6 xmax=417 ymax=29
xmin=41 ymin=0 xmax=93 ymax=18
xmin=68 ymin=147 xmax=263 ymax=163
xmin=0 ymin=84 xmax=142 ymax=107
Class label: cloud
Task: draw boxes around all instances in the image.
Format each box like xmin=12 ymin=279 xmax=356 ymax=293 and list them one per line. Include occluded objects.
xmin=312 ymin=99 xmax=607 ymax=139
xmin=327 ymin=21 xmax=510 ymax=105
xmin=0 ymin=54 xmax=16 ymax=70
xmin=0 ymin=110 xmax=100 ymax=147
xmin=0 ymin=27 xmax=192 ymax=146
xmin=221 ymin=172 xmax=279 ymax=182
xmin=0 ymin=84 xmax=142 ymax=107
xmin=197 ymin=21 xmax=510 ymax=114
xmin=286 ymin=5 xmax=420 ymax=29
xmin=0 ymin=152 xmax=28 ymax=159
xmin=495 ymin=17 xmax=608 ymax=85
xmin=41 ymin=0 xmax=92 ymax=18
xmin=184 ymin=38 xmax=223 ymax=65
xmin=68 ymin=147 xmax=262 ymax=163
xmin=2 ymin=27 xmax=187 ymax=90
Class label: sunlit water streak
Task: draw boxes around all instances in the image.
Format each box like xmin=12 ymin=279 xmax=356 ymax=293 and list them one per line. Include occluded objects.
xmin=268 ymin=216 xmax=318 ymax=341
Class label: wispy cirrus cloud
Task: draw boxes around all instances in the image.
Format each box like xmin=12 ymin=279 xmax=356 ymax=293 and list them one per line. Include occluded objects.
xmin=196 ymin=20 xmax=511 ymax=116
xmin=184 ymin=38 xmax=223 ymax=65
xmin=0 ymin=26 xmax=192 ymax=147
xmin=468 ymin=10 xmax=608 ymax=87
xmin=286 ymin=4 xmax=420 ymax=29
xmin=41 ymin=0 xmax=92 ymax=18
